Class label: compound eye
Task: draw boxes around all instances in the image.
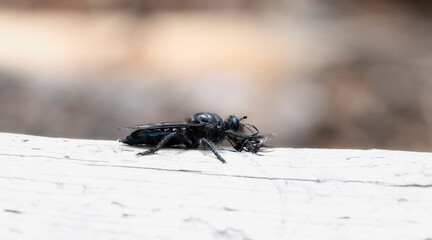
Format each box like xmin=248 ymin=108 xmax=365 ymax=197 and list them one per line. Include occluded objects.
xmin=230 ymin=116 xmax=240 ymax=131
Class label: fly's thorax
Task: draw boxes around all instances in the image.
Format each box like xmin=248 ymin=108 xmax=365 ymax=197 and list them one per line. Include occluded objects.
xmin=186 ymin=122 xmax=226 ymax=143
xmin=189 ymin=112 xmax=224 ymax=127
xmin=187 ymin=113 xmax=223 ymax=139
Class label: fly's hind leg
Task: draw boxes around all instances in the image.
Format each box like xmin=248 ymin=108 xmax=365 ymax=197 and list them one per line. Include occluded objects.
xmin=201 ymin=138 xmax=226 ymax=163
xmin=137 ymin=132 xmax=178 ymax=156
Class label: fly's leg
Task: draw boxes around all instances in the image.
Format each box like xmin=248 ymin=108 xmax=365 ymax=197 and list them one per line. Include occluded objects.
xmin=137 ymin=132 xmax=178 ymax=156
xmin=178 ymin=134 xmax=197 ymax=148
xmin=201 ymin=138 xmax=226 ymax=163
xmin=226 ymin=130 xmax=260 ymax=139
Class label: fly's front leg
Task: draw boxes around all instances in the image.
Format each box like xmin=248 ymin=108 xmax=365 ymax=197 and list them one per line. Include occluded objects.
xmin=137 ymin=132 xmax=178 ymax=156
xmin=201 ymin=138 xmax=226 ymax=163
xmin=226 ymin=130 xmax=260 ymax=139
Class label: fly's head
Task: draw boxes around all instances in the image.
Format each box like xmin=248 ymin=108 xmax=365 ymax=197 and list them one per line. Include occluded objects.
xmin=226 ymin=115 xmax=247 ymax=133
xmin=225 ymin=115 xmax=273 ymax=153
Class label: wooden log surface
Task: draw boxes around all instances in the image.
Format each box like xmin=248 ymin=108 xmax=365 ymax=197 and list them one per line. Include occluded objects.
xmin=0 ymin=132 xmax=431 ymax=239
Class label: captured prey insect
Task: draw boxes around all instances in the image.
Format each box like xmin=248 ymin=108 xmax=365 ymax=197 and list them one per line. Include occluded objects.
xmin=119 ymin=112 xmax=268 ymax=163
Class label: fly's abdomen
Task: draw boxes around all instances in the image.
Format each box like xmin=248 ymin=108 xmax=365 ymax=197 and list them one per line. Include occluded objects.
xmin=121 ymin=129 xmax=185 ymax=146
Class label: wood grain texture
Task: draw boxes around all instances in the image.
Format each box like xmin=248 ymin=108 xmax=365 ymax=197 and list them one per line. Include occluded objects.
xmin=0 ymin=132 xmax=432 ymax=239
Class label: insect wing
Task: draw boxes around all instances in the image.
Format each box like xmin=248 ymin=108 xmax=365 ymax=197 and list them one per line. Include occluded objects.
xmin=118 ymin=122 xmax=201 ymax=131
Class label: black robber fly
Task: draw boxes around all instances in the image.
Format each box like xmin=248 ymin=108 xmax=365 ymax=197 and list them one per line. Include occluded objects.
xmin=119 ymin=112 xmax=267 ymax=163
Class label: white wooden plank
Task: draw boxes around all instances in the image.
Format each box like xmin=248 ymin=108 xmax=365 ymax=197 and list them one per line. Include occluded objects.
xmin=0 ymin=132 xmax=431 ymax=239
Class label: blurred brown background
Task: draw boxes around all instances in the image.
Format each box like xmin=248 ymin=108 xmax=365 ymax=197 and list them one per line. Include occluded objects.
xmin=0 ymin=0 xmax=431 ymax=151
